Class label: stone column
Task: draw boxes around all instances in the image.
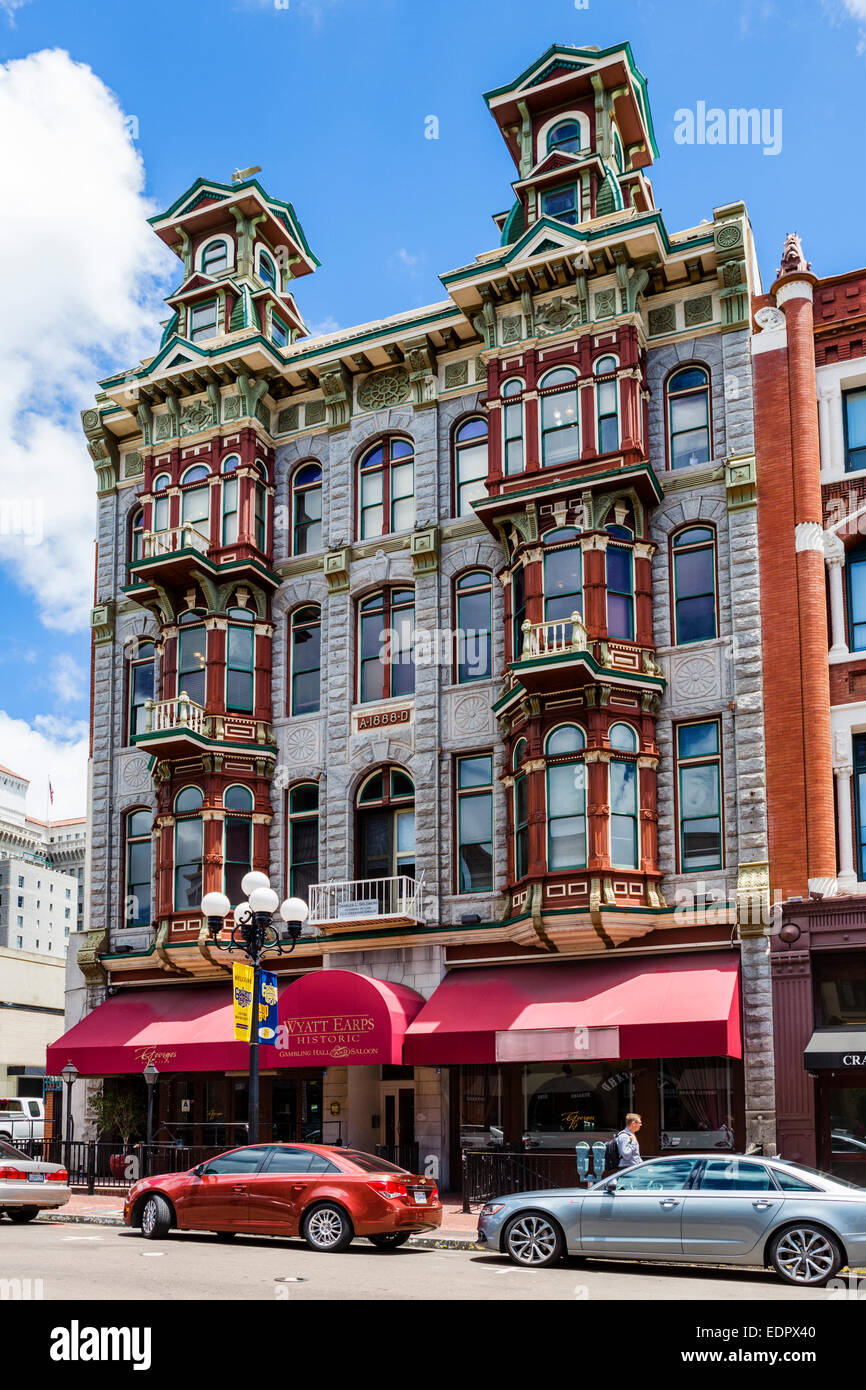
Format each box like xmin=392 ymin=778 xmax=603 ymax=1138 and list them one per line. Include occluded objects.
xmin=833 ymin=730 xmax=857 ymax=890
xmin=739 ymin=934 xmax=777 ymax=1155
xmin=825 ymin=536 xmax=848 ymax=657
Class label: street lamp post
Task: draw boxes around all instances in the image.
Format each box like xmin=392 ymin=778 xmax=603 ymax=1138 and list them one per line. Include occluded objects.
xmin=200 ymin=873 xmax=310 ymax=1145
xmin=61 ymin=1062 xmax=78 ymax=1176
xmin=143 ymin=1062 xmax=159 ymax=1177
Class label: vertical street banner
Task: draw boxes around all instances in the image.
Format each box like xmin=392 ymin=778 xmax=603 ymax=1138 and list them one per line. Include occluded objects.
xmin=233 ymin=962 xmax=254 ymax=1042
xmin=258 ymin=971 xmax=278 ymax=1044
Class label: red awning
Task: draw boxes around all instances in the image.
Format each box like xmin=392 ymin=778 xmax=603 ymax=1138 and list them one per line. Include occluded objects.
xmin=47 ymin=971 xmax=426 ymax=1077
xmin=403 ymin=952 xmax=741 ymax=1065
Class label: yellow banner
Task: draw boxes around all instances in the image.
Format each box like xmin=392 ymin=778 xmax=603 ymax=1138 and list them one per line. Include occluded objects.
xmin=233 ymin=962 xmax=254 ymax=1042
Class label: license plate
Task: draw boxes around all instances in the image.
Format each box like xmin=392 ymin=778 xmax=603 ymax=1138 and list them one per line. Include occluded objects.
xmin=413 ymin=1190 xmax=428 ymax=1204
xmin=27 ymin=1173 xmax=45 ymax=1183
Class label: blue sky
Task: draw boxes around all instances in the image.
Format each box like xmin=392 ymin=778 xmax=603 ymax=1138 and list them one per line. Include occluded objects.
xmin=0 ymin=0 xmax=864 ymax=815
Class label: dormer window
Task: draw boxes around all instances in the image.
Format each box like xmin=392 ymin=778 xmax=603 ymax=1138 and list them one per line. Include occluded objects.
xmin=189 ymin=299 xmax=218 ymax=343
xmin=547 ymin=119 xmax=581 ymax=155
xmin=541 ymin=184 xmax=580 ymax=227
xmin=257 ymin=248 xmax=278 ymax=290
xmin=200 ymin=238 xmax=230 ymax=275
xmin=271 ymin=314 xmax=289 ymax=348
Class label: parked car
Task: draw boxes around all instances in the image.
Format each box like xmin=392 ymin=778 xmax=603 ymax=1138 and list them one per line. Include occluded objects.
xmin=125 ymin=1143 xmax=442 ymax=1251
xmin=0 ymin=1097 xmax=44 ymax=1144
xmin=0 ymin=1139 xmax=70 ymax=1221
xmin=477 ymin=1153 xmax=866 ymax=1286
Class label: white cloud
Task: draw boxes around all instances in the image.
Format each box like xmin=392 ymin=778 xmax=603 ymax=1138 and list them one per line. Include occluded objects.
xmin=842 ymin=0 xmax=866 ymax=15
xmin=1 ymin=0 xmax=33 ymax=23
xmin=41 ymin=653 xmax=87 ymax=706
xmin=0 ymin=710 xmax=88 ymax=819
xmin=304 ymin=315 xmax=341 ymax=339
xmin=0 ymin=49 xmax=172 ymax=632
xmin=236 ymin=0 xmax=343 ymax=22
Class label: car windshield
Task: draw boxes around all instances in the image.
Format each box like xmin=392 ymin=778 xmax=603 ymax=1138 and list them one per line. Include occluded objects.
xmin=340 ymin=1150 xmax=410 ymax=1175
xmin=778 ymin=1160 xmax=862 ymax=1191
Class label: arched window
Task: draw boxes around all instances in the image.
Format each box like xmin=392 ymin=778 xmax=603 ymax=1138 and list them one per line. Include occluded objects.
xmin=257 ymin=247 xmax=278 ymax=290
xmin=502 ymin=379 xmax=525 ymax=477
xmin=152 ymin=474 xmax=171 ymax=533
xmin=513 ymin=740 xmax=529 ymax=880
xmin=173 ymin=787 xmax=203 ymax=911
xmin=455 ymin=418 xmax=488 ymax=517
xmin=358 ymin=588 xmax=414 ymax=703
xmin=455 ymin=571 xmax=492 ymax=683
xmin=540 ymin=367 xmax=580 ymax=466
xmin=547 ymin=118 xmax=582 ymax=155
xmin=180 ymin=464 xmax=210 ymax=533
xmin=130 ymin=509 xmax=145 ymax=565
xmin=254 ymin=460 xmax=268 ymax=552
xmin=358 ymin=438 xmax=414 ymax=539
xmin=124 ymin=809 xmax=151 ymax=928
xmin=667 ymin=366 xmax=711 ymax=470
xmin=290 ymin=605 xmax=321 ymax=715
xmin=849 ymin=546 xmax=866 ymax=651
xmin=609 ymin=723 xmax=638 ymax=870
xmin=356 ymin=769 xmax=415 ymax=883
xmin=220 ymin=454 xmax=240 ymax=544
xmin=291 ymin=463 xmax=323 ymax=554
xmin=176 ymin=610 xmax=207 ymax=707
xmin=288 ymin=783 xmax=319 ymax=902
xmin=226 ymin=606 xmax=254 ymax=712
xmin=606 ymin=543 xmax=634 ymax=640
xmin=672 ymin=526 xmax=717 ymax=644
xmin=543 ymin=528 xmax=583 ymax=632
xmin=594 ymin=356 xmax=619 ymax=453
xmin=128 ymin=639 xmax=155 ymax=741
xmin=545 ymin=725 xmax=587 ymax=870
xmin=223 ymin=785 xmax=253 ymax=903
xmin=200 ymin=238 xmax=230 ymax=275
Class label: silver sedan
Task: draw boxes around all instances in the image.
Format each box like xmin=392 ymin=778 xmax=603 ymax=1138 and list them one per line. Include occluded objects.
xmin=0 ymin=1139 xmax=71 ymax=1223
xmin=477 ymin=1153 xmax=866 ymax=1286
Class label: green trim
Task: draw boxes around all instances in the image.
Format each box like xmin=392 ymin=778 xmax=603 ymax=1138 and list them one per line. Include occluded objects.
xmin=472 ymin=462 xmax=665 ymax=512
xmin=148 ymin=176 xmax=320 ymax=269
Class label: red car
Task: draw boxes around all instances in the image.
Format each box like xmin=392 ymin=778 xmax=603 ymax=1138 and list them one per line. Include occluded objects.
xmin=124 ymin=1143 xmax=442 ymax=1252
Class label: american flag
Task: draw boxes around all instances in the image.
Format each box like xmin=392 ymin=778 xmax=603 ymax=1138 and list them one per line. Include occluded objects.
xmin=48 ymin=780 xmax=54 ymax=806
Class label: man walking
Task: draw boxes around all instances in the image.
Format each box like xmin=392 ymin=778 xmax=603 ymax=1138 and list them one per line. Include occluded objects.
xmin=616 ymin=1113 xmax=642 ymax=1170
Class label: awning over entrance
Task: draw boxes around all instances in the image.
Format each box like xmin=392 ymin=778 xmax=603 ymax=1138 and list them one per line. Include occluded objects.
xmin=804 ymin=1030 xmax=866 ymax=1070
xmin=47 ymin=971 xmax=426 ymax=1077
xmin=403 ymin=952 xmax=741 ymax=1066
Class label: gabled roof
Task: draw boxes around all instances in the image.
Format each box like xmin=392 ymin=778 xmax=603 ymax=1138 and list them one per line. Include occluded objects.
xmin=148 ymin=176 xmax=320 ymax=278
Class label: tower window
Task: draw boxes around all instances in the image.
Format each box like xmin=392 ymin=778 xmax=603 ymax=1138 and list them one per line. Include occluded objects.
xmin=189 ymin=299 xmax=219 ymax=343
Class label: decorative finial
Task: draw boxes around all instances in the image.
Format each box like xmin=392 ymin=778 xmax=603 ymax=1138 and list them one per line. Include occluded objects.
xmin=777 ymin=232 xmax=811 ymax=279
xmin=231 ymin=165 xmax=262 ymax=185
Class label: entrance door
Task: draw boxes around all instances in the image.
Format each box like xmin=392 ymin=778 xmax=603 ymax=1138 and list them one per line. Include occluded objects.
xmin=271 ymin=1077 xmax=324 ymax=1143
xmin=381 ymin=1084 xmax=416 ymax=1168
xmin=820 ymin=1079 xmax=866 ymax=1187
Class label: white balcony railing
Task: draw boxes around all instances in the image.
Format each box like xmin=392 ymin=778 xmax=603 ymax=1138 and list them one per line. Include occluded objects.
xmin=308 ymin=876 xmax=427 ymax=928
xmin=142 ymin=693 xmax=208 ymax=738
xmin=141 ymin=523 xmax=211 ymax=560
xmin=520 ymin=612 xmax=588 ymax=659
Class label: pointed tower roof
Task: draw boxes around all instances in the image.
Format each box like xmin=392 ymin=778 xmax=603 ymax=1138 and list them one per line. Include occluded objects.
xmin=149 ymin=176 xmax=320 ymax=279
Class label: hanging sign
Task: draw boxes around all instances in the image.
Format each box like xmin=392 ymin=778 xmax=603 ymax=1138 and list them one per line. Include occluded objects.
xmin=258 ymin=971 xmax=278 ymax=1045
xmin=233 ymin=962 xmax=254 ymax=1042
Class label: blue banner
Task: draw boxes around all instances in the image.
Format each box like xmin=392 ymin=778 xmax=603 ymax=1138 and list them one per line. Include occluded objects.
xmin=258 ymin=971 xmax=278 ymax=1044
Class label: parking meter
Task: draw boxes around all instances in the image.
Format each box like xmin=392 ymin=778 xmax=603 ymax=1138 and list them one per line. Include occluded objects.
xmin=575 ymin=1141 xmax=590 ymax=1184
xmin=591 ymin=1140 xmax=607 ymax=1181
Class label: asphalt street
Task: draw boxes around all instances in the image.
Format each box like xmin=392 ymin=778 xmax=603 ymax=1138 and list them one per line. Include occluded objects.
xmin=0 ymin=1221 xmax=834 ymax=1301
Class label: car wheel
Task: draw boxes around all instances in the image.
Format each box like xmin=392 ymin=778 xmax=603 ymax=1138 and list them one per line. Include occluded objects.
xmin=368 ymin=1232 xmax=411 ymax=1250
xmin=139 ymin=1194 xmax=173 ymax=1240
xmin=6 ymin=1208 xmax=39 ymax=1224
xmin=503 ymin=1211 xmax=564 ymax=1267
xmin=302 ymin=1203 xmax=354 ymax=1253
xmin=770 ymin=1224 xmax=842 ymax=1286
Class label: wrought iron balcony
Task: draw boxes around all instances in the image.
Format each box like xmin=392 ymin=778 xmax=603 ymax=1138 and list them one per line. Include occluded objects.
xmin=308 ymin=876 xmax=428 ymax=933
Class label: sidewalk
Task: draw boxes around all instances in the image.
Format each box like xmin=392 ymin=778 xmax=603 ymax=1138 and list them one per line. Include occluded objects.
xmin=38 ymin=1190 xmax=482 ymax=1248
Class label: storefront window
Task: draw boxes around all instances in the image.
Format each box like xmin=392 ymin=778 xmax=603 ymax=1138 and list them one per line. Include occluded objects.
xmin=522 ymin=1063 xmax=634 ymax=1149
xmin=459 ymin=1064 xmax=503 ymax=1149
xmin=659 ymin=1058 xmax=734 ymax=1150
xmin=817 ymin=959 xmax=866 ymax=1026
xmin=829 ymin=1088 xmax=866 ymax=1186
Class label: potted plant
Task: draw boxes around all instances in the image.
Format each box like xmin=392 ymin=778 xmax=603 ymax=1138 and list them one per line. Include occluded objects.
xmin=88 ymin=1089 xmax=145 ymax=1179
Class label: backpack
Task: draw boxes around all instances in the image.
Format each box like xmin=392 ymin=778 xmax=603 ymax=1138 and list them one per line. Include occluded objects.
xmin=603 ymin=1135 xmax=621 ymax=1172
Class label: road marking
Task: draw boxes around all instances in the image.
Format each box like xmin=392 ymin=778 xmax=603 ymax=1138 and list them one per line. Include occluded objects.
xmin=139 ymin=1251 xmax=167 ymax=1257
xmin=60 ymin=1235 xmax=103 ymax=1242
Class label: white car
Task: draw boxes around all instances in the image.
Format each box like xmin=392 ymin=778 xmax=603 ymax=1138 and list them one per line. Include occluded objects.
xmin=0 ymin=1097 xmax=45 ymax=1143
xmin=0 ymin=1139 xmax=70 ymax=1222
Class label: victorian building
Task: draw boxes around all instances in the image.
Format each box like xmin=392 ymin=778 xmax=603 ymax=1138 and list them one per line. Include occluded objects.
xmin=50 ymin=43 xmax=775 ymax=1182
xmin=753 ymin=235 xmax=866 ymax=1185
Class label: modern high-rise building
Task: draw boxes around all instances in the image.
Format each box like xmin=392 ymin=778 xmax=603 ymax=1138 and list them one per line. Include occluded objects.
xmin=0 ymin=765 xmax=85 ymax=957
xmin=52 ymin=44 xmax=777 ymax=1183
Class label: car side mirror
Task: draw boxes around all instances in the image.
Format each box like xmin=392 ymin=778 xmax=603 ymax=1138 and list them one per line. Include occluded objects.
xmin=604 ymin=1177 xmax=618 ymax=1194
xmin=194 ymin=1163 xmax=205 ymax=1177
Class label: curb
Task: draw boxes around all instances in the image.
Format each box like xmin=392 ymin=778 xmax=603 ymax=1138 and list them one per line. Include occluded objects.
xmin=37 ymin=1211 xmax=125 ymax=1227
xmin=36 ymin=1210 xmax=482 ymax=1246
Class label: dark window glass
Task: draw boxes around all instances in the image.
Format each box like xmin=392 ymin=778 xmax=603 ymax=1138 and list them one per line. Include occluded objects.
xmin=125 ymin=811 xmax=151 ymax=928
xmin=456 ymin=571 xmax=492 ymax=683
xmin=613 ymin=1159 xmax=699 ymax=1191
xmin=341 ymin=1150 xmax=409 ymax=1174
xmin=457 ymin=755 xmax=493 ymax=893
xmin=201 ymin=1147 xmax=271 ymax=1175
xmin=606 ymin=546 xmax=633 ymax=640
xmin=264 ymin=1147 xmax=338 ymax=1174
xmin=848 ymin=551 xmax=866 ymax=651
xmin=515 ymin=775 xmax=529 ymax=879
xmin=698 ymin=1159 xmax=774 ymax=1192
xmin=359 ymin=590 xmax=414 ymax=703
xmin=289 ymin=784 xmax=319 ymax=902
xmin=845 ymin=388 xmax=866 ymax=473
xmin=455 ymin=418 xmax=488 ymax=517
xmin=177 ymin=626 xmax=207 ymax=707
xmin=291 ymin=606 xmax=321 ymax=715
xmin=673 ymin=528 xmax=716 ymax=644
xmin=542 ymin=184 xmax=579 ymax=226
xmin=226 ymin=624 xmax=254 ymax=712
xmin=676 ymin=722 xmax=722 ymax=872
xmin=668 ymin=367 xmax=710 ymax=470
xmin=293 ymin=464 xmax=322 ymax=555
